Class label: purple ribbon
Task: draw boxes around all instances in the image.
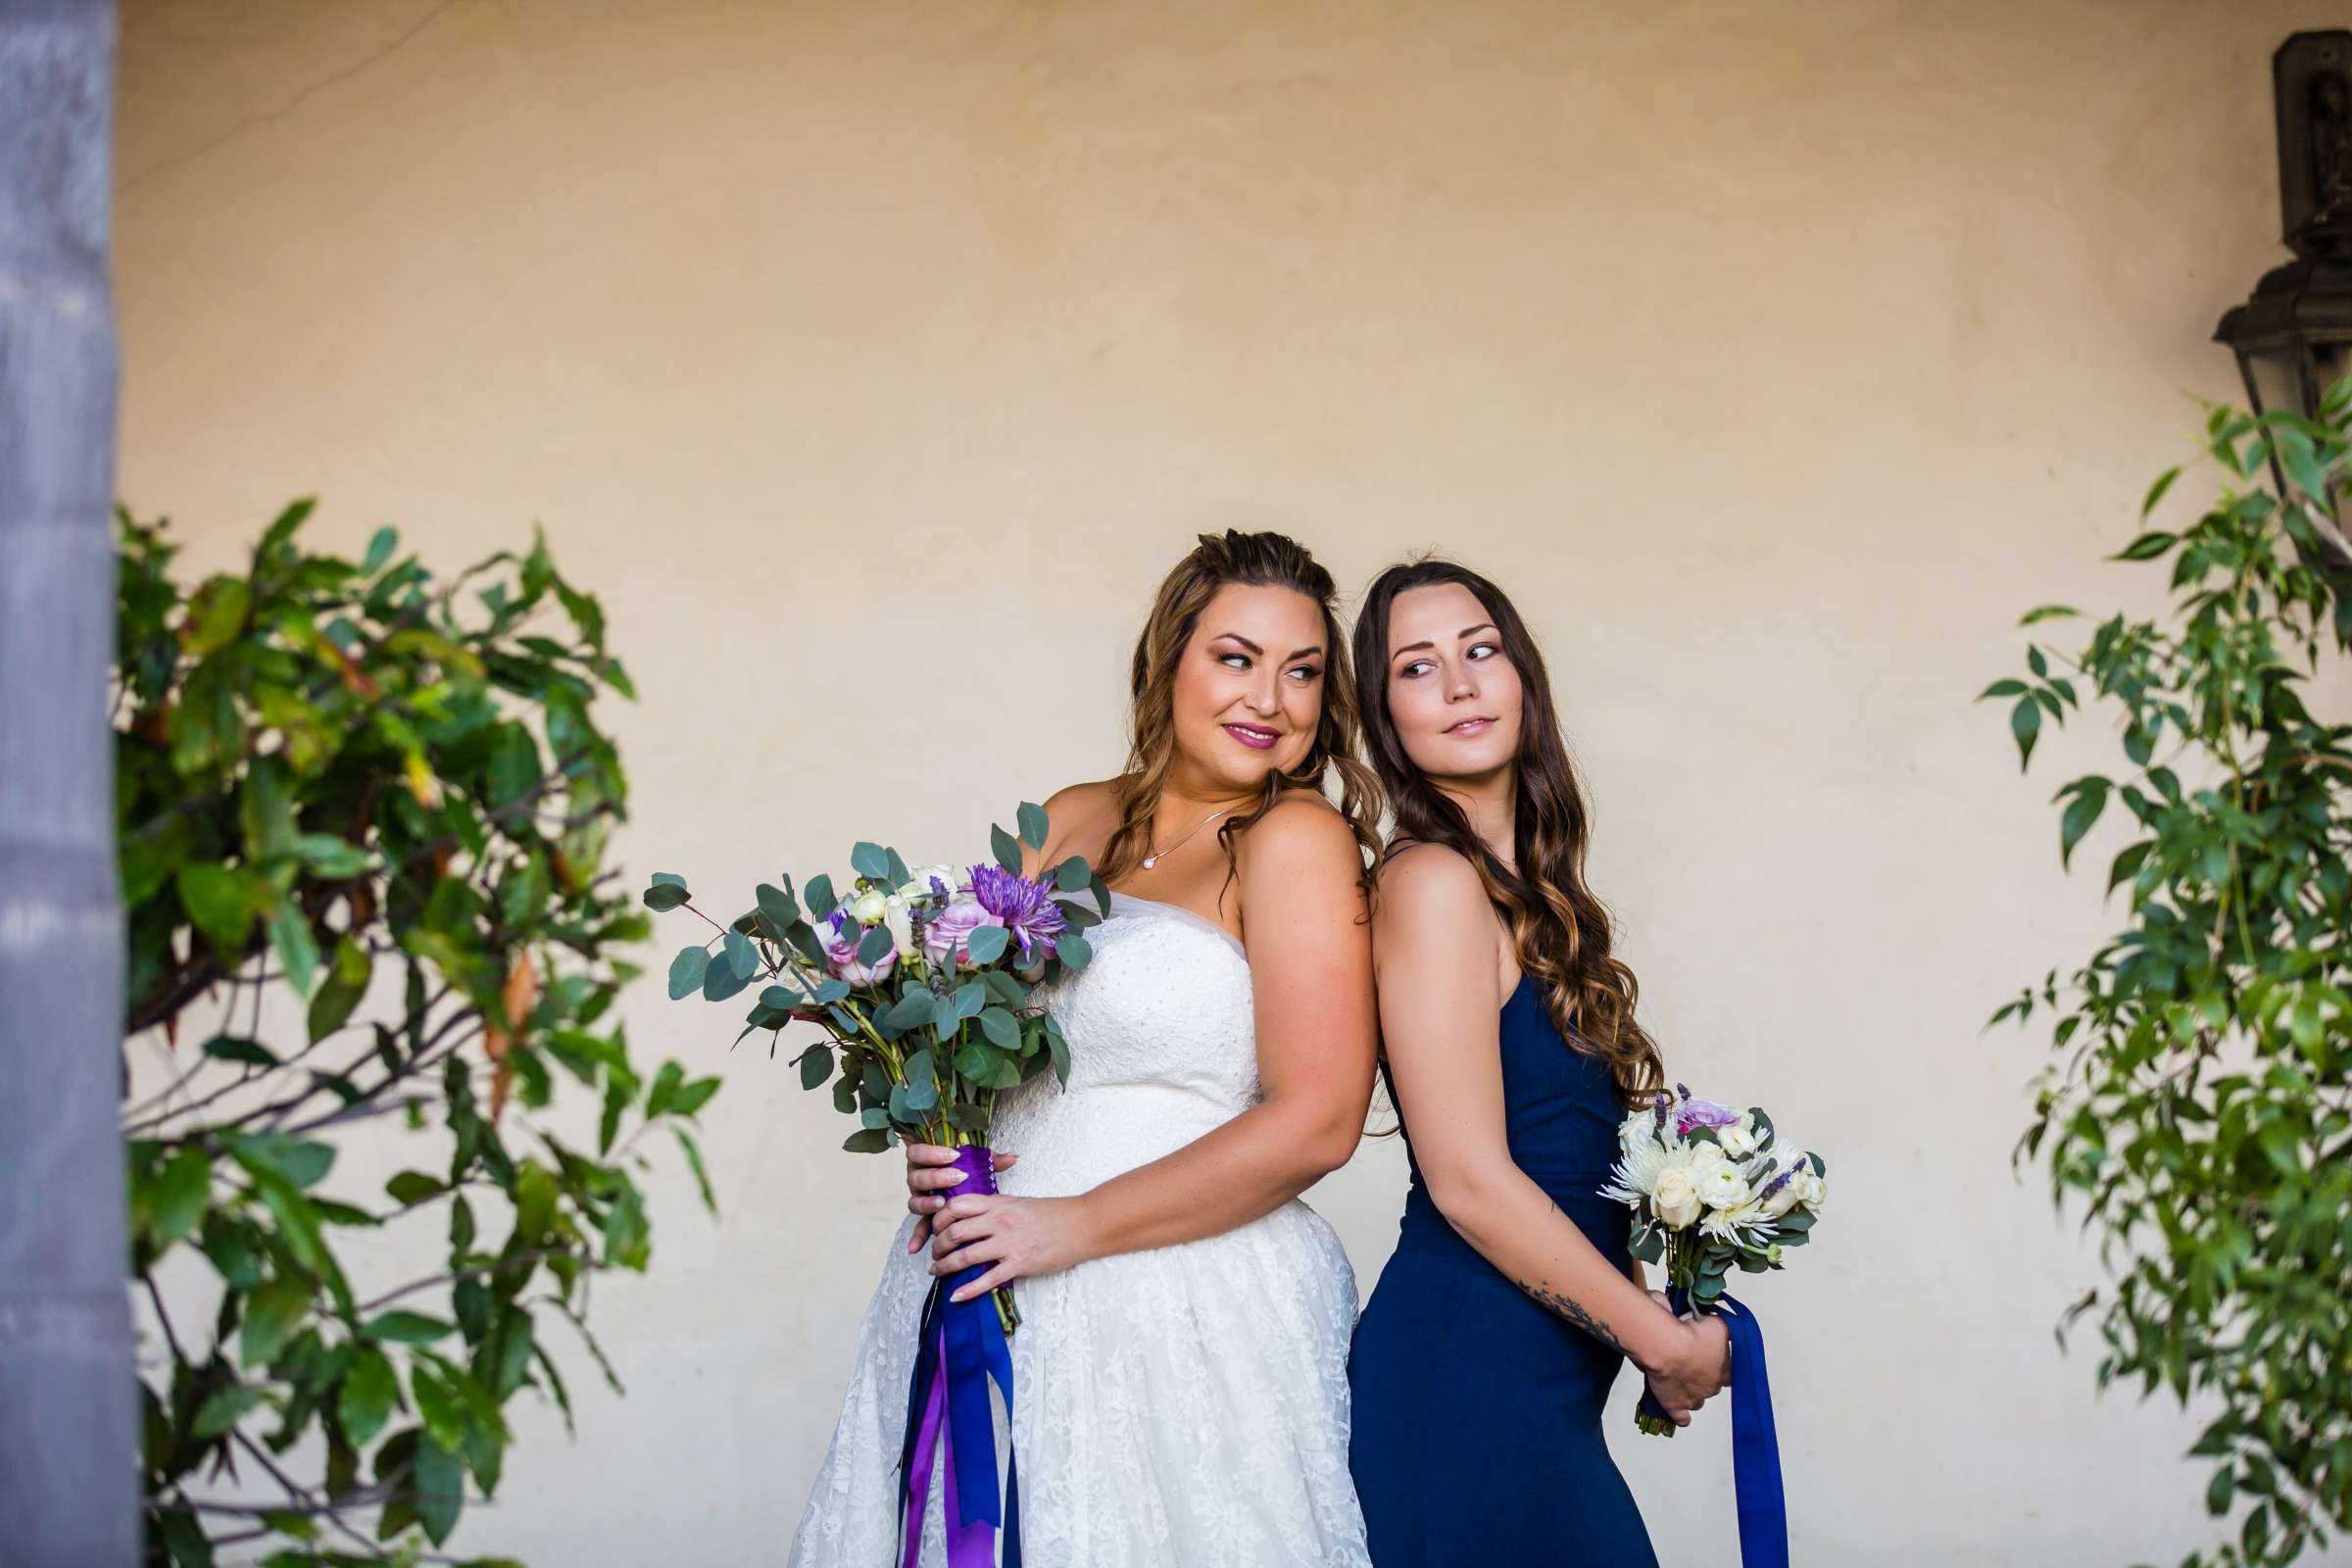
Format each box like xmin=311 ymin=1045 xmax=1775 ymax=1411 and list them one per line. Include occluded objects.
xmin=899 ymin=1147 xmax=1018 ymax=1568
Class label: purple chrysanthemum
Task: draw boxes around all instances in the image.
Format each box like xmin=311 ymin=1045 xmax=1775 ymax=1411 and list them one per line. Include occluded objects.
xmin=966 ymin=862 xmax=1067 ymax=960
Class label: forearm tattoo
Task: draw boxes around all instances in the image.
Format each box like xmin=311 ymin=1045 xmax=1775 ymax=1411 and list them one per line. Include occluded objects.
xmin=1514 ymin=1277 xmax=1629 ymax=1357
xmin=1512 ymin=1200 xmax=1629 ymax=1356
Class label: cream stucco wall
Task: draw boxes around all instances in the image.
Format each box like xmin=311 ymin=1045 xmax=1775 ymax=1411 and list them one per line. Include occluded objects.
xmin=112 ymin=2 xmax=2352 ymax=1562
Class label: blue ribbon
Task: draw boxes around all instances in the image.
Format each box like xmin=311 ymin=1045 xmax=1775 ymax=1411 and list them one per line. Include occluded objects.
xmin=1638 ymin=1288 xmax=1788 ymax=1568
xmin=897 ymin=1150 xmax=1021 ymax=1568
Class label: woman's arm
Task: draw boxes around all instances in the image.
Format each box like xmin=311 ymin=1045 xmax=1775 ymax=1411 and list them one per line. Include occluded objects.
xmin=923 ymin=794 xmax=1378 ymax=1298
xmin=1375 ymin=847 xmax=1728 ymax=1422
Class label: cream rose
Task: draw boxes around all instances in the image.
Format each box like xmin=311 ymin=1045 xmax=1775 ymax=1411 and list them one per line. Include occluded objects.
xmin=1651 ymin=1165 xmax=1702 ymax=1230
xmin=1688 ymin=1141 xmax=1728 ymax=1173
xmin=1718 ymin=1121 xmax=1758 ymax=1160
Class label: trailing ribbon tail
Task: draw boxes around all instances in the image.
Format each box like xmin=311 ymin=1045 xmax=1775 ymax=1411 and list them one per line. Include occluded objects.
xmin=899 ymin=1148 xmax=1022 ymax=1567
xmin=1637 ymin=1288 xmax=1788 ymax=1568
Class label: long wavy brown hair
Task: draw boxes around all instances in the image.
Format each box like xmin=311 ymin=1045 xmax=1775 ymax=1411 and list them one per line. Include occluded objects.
xmin=1351 ymin=558 xmax=1665 ymax=1106
xmin=1098 ymin=530 xmax=1381 ymax=894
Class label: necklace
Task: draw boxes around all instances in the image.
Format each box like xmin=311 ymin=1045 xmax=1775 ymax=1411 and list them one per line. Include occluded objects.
xmin=1141 ymin=805 xmax=1235 ymax=869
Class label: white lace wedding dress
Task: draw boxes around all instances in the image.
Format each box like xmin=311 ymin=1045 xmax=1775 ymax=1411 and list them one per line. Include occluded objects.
xmin=787 ymin=891 xmax=1371 ymax=1567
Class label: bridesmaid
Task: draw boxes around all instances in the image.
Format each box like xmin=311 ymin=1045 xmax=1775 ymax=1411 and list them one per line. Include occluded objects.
xmin=1345 ymin=560 xmax=1729 ymax=1566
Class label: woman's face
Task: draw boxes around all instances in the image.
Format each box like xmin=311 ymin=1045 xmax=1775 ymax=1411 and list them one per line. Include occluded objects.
xmin=1383 ymin=582 xmax=1523 ymax=783
xmin=1167 ymin=583 xmax=1328 ymax=796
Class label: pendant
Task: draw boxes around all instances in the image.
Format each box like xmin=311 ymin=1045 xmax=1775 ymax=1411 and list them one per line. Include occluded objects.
xmin=1141 ymin=856 xmax=1156 ymax=868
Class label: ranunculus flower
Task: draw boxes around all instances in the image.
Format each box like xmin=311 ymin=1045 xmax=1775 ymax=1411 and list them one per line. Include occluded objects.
xmin=1687 ymin=1141 xmax=1727 ymax=1173
xmin=900 ymin=863 xmax=960 ymax=903
xmin=1651 ymin=1165 xmax=1702 ymax=1230
xmin=850 ymin=888 xmax=891 ymax=926
xmin=822 ymin=908 xmax=897 ymax=984
xmin=1717 ymin=1121 xmax=1758 ymax=1160
xmin=1697 ymin=1163 xmax=1751 ymax=1211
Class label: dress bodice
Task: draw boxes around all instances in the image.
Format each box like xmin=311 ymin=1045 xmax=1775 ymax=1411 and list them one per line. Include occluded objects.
xmin=994 ymin=892 xmax=1259 ymax=1196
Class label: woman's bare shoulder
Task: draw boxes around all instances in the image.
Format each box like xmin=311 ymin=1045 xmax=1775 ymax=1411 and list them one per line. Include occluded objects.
xmin=1036 ymin=778 xmax=1122 ymax=861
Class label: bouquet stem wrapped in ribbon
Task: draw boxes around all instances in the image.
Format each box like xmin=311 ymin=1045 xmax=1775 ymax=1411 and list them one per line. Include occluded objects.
xmin=646 ymin=802 xmax=1098 ymax=1568
xmin=1604 ymin=1084 xmax=1827 ymax=1568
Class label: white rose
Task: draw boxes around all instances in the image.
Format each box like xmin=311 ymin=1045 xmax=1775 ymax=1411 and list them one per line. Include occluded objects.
xmin=1796 ymin=1169 xmax=1827 ymax=1212
xmin=1697 ymin=1163 xmax=1752 ymax=1211
xmin=1687 ymin=1141 xmax=1727 ymax=1173
xmin=883 ymin=894 xmax=915 ymax=957
xmin=1650 ymin=1165 xmax=1702 ymax=1230
xmin=850 ymin=889 xmax=891 ymax=926
xmin=1759 ymin=1175 xmax=1804 ymax=1219
xmin=1717 ymin=1121 xmax=1758 ymax=1160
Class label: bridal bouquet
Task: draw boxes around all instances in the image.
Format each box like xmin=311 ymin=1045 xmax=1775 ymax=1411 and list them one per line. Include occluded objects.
xmin=642 ymin=800 xmax=1102 ymax=1166
xmin=644 ymin=803 xmax=1100 ymax=1565
xmin=1603 ymin=1083 xmax=1827 ymax=1440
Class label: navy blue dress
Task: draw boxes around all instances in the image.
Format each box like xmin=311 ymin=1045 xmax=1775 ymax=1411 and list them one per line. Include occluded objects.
xmin=1348 ymin=974 xmax=1657 ymax=1566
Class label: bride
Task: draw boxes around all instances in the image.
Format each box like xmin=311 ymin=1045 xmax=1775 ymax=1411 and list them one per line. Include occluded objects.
xmin=787 ymin=529 xmax=1384 ymax=1567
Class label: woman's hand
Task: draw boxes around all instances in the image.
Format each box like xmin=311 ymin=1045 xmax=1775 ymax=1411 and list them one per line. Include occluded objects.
xmin=926 ymin=1193 xmax=1095 ymax=1300
xmin=903 ymin=1143 xmax=1019 ymax=1252
xmin=1637 ymin=1291 xmax=1732 ymax=1427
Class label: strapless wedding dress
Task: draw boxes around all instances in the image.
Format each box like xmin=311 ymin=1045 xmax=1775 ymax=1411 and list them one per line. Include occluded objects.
xmin=787 ymin=891 xmax=1370 ymax=1567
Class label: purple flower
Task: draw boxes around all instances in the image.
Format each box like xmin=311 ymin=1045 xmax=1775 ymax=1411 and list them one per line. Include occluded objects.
xmin=822 ymin=908 xmax=898 ymax=985
xmin=1673 ymin=1088 xmax=1740 ymax=1139
xmin=921 ymin=897 xmax=1003 ymax=969
xmin=966 ymin=862 xmax=1067 ymax=961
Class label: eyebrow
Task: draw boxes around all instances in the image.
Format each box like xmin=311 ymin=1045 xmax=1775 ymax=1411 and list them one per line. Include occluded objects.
xmin=1215 ymin=632 xmax=1325 ymax=662
xmin=1390 ymin=623 xmax=1497 ymax=660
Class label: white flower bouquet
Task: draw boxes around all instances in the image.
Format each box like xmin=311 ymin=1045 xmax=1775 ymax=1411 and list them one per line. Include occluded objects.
xmin=1602 ymin=1083 xmax=1827 ymax=1437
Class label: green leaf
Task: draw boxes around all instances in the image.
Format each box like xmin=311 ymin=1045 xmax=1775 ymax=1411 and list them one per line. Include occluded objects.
xmin=231 ymin=1133 xmax=336 ymax=1190
xmin=643 ymin=880 xmax=690 ymax=911
xmin=306 ymin=936 xmax=372 ymax=1043
xmin=361 ymin=1310 xmax=457 ymax=1345
xmin=723 ymin=928 xmax=760 ymax=979
xmin=200 ymin=1034 xmax=276 ymax=1069
xmin=384 ymin=1170 xmax=441 ymax=1207
xmin=1058 ymin=931 xmax=1094 ymax=969
xmin=978 ymin=1006 xmax=1018 ymax=1049
xmin=662 ymin=945 xmax=706 ymax=1005
xmin=800 ymin=1044 xmax=834 ymax=1090
xmin=2010 ymin=696 xmax=2041 ymax=771
xmin=2113 ymin=530 xmax=2177 ymax=562
xmin=1017 ymin=801 xmax=1050 ymax=851
xmin=756 ymin=881 xmax=801 ymax=936
xmin=856 ymin=924 xmax=895 ymax=965
xmin=1054 ymin=856 xmax=1094 ymax=892
xmin=842 ymin=1127 xmax=893 ymax=1153
xmin=674 ymin=1127 xmax=717 ymax=1215
xmin=850 ymin=842 xmax=891 ymax=881
xmin=184 ymin=573 xmax=252 ymax=657
xmin=336 ymin=1347 xmax=400 ymax=1446
xmin=2059 ymin=780 xmax=2108 ymax=868
xmin=2140 ymin=465 xmax=2181 ymax=518
xmin=363 ymin=524 xmax=399 ymax=573
xmin=265 ymin=897 xmax=321 ymax=999
xmin=963 ymin=924 xmax=1010 ymax=966
xmin=240 ymin=1274 xmax=312 ymax=1365
xmin=702 ymin=951 xmax=752 ymax=1002
xmin=412 ymin=1366 xmax=466 ymax=1451
xmin=2018 ymin=605 xmax=2080 ymax=626
xmin=414 ymin=1432 xmax=465 ymax=1545
xmin=803 ymin=874 xmax=837 ymax=919
xmin=1978 ymin=678 xmax=2027 ymax=700
xmin=176 ymin=861 xmax=260 ymax=958
xmin=150 ymin=1147 xmax=214 ymax=1245
xmin=990 ymin=823 xmax=1023 ymax=875
xmin=191 ymin=1382 xmax=267 ymax=1439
